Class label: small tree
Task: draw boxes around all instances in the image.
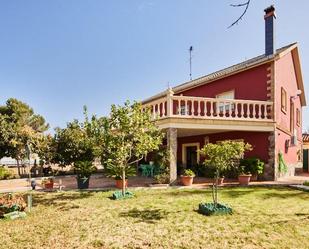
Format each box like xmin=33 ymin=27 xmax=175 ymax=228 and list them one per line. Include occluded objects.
xmin=0 ymin=98 xmax=49 ymax=176
xmin=199 ymin=140 xmax=252 ymax=206
xmin=102 ymin=101 xmax=163 ymax=196
xmin=53 ymin=107 xmax=107 ymax=181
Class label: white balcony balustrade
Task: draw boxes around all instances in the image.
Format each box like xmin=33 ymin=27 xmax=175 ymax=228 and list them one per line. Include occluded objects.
xmin=143 ymin=92 xmax=273 ymax=122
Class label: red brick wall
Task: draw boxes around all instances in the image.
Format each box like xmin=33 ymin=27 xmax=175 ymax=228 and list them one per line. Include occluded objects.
xmin=177 ymin=131 xmax=270 ymax=164
xmin=178 ymin=64 xmax=269 ymax=101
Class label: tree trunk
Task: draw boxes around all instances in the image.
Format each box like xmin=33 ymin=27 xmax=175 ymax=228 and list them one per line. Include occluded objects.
xmin=122 ymin=167 xmax=126 ymax=196
xmin=214 ymin=170 xmax=219 ymax=207
xmin=212 ymin=181 xmax=216 ymax=205
xmin=16 ymin=159 xmax=21 ymax=177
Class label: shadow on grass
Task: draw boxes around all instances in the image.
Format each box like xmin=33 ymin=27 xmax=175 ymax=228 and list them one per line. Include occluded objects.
xmin=32 ymin=192 xmax=94 ymax=208
xmin=261 ymin=189 xmax=309 ymax=200
xmin=119 ymin=208 xmax=169 ymax=224
xmin=156 ymin=189 xmax=208 ymax=197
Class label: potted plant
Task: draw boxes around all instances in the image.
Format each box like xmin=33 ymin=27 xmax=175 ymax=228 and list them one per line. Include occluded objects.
xmin=105 ymin=164 xmax=135 ymax=189
xmin=240 ymin=157 xmax=264 ymax=181
xmin=115 ymin=176 xmax=128 ymax=189
xmin=74 ymin=161 xmax=96 ymax=189
xmin=180 ymin=169 xmax=196 ymax=186
xmin=41 ymin=177 xmax=54 ymax=189
xmin=238 ymin=165 xmax=252 ymax=185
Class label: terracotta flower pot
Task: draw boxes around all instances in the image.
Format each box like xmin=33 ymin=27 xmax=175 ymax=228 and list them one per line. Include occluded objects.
xmin=44 ymin=181 xmax=54 ymax=189
xmin=238 ymin=174 xmax=251 ymax=185
xmin=250 ymin=174 xmax=258 ymax=181
xmin=180 ymin=176 xmax=194 ymax=186
xmin=115 ymin=179 xmax=128 ymax=189
xmin=216 ymin=177 xmax=224 ymax=186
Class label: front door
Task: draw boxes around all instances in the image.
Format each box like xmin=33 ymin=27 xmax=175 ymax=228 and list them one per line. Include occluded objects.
xmin=304 ymin=149 xmax=309 ymax=172
xmin=186 ymin=146 xmax=198 ymax=169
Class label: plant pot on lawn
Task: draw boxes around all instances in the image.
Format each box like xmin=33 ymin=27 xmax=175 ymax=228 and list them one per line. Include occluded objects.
xmin=77 ymin=176 xmax=90 ymax=189
xmin=41 ymin=177 xmax=54 ymax=189
xmin=115 ymin=178 xmax=128 ymax=189
xmin=74 ymin=161 xmax=96 ymax=190
xmin=238 ymin=174 xmax=251 ymax=185
xmin=180 ymin=169 xmax=195 ymax=186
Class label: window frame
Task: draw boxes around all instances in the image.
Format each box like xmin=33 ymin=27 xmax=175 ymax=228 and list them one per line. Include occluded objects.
xmin=281 ymin=87 xmax=287 ymax=113
xmin=216 ymin=90 xmax=235 ymax=113
xmin=296 ymin=108 xmax=301 ymax=126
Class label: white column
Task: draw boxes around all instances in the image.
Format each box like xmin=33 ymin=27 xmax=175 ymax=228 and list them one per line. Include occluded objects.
xmin=166 ymin=88 xmax=174 ymax=117
xmin=167 ymin=128 xmax=177 ymax=184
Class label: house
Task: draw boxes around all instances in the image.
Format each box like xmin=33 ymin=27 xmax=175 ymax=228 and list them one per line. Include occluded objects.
xmin=142 ymin=6 xmax=306 ymax=182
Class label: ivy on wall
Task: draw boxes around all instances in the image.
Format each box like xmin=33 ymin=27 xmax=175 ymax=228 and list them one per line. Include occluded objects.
xmin=278 ymin=152 xmax=288 ymax=173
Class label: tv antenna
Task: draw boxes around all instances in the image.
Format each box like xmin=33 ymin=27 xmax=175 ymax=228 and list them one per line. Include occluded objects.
xmin=189 ymin=46 xmax=193 ymax=80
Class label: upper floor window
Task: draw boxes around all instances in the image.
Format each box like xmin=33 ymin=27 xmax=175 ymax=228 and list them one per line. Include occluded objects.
xmin=296 ymin=108 xmax=301 ymax=126
xmin=216 ymin=90 xmax=235 ymax=113
xmin=281 ymin=87 xmax=287 ymax=113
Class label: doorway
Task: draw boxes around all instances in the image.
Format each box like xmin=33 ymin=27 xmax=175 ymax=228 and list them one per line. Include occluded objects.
xmin=182 ymin=143 xmax=200 ymax=168
xmin=186 ymin=146 xmax=198 ymax=169
xmin=304 ymin=149 xmax=308 ymax=172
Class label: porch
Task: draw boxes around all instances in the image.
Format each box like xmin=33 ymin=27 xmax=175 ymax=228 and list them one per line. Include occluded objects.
xmin=143 ymin=90 xmax=276 ymax=182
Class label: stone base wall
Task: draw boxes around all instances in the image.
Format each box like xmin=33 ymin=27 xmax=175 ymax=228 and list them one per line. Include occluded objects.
xmin=263 ymin=132 xmax=276 ymax=180
xmin=277 ymin=162 xmax=302 ymax=178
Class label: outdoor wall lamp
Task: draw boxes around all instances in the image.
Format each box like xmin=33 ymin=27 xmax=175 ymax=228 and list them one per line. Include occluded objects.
xmin=290 ymin=89 xmax=302 ymax=101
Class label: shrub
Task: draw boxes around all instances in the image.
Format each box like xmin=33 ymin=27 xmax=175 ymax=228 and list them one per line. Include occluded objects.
xmin=182 ymin=169 xmax=196 ymax=177
xmin=303 ymin=181 xmax=309 ymax=187
xmin=0 ymin=166 xmax=15 ymax=180
xmin=240 ymin=157 xmax=264 ymax=175
xmin=154 ymin=173 xmax=170 ymax=184
xmin=0 ymin=193 xmax=26 ymax=217
xmin=74 ymin=161 xmax=96 ymax=178
xmin=105 ymin=164 xmax=136 ymax=180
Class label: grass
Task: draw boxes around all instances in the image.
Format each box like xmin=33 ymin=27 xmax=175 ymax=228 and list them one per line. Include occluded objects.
xmin=1 ymin=186 xmax=309 ymax=249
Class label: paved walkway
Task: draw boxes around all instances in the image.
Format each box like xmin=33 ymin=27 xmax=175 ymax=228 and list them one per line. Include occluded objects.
xmin=1 ymin=174 xmax=309 ymax=193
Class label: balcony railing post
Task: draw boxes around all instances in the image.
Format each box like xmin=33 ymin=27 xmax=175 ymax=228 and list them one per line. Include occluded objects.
xmin=166 ymin=88 xmax=174 ymax=117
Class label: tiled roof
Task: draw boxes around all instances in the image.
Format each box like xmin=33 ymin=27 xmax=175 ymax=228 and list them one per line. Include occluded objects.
xmin=303 ymin=134 xmax=309 ymax=142
xmin=143 ymin=43 xmax=297 ymax=104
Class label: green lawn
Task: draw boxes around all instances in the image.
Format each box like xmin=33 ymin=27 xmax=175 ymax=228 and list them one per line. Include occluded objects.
xmin=1 ymin=186 xmax=309 ymax=249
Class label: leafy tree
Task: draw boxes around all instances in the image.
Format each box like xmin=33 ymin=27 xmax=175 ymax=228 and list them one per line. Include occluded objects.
xmin=199 ymin=140 xmax=252 ymax=206
xmin=53 ymin=107 xmax=107 ymax=177
xmin=0 ymin=98 xmax=49 ymax=175
xmin=102 ymin=101 xmax=163 ymax=196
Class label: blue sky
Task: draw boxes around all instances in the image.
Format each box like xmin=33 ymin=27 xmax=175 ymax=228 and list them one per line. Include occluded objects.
xmin=0 ymin=0 xmax=308 ymax=131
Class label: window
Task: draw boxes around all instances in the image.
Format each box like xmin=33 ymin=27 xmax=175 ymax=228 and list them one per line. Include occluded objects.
xmin=296 ymin=108 xmax=301 ymax=126
xmin=281 ymin=87 xmax=287 ymax=113
xmin=290 ymin=101 xmax=295 ymax=133
xmin=216 ymin=90 xmax=235 ymax=113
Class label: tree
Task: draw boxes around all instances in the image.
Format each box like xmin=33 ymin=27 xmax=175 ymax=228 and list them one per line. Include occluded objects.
xmin=53 ymin=107 xmax=107 ymax=178
xmin=102 ymin=101 xmax=163 ymax=196
xmin=228 ymin=0 xmax=251 ymax=28
xmin=199 ymin=140 xmax=252 ymax=206
xmin=0 ymin=98 xmax=49 ymax=175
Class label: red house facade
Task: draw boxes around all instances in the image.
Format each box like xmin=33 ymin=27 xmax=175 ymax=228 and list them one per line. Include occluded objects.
xmin=142 ymin=6 xmax=306 ymax=181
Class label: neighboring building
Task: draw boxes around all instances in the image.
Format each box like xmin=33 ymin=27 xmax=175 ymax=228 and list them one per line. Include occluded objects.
xmin=142 ymin=6 xmax=306 ymax=181
xmin=303 ymin=134 xmax=309 ymax=173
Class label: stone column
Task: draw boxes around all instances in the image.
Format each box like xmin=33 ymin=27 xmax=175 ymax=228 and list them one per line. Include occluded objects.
xmin=167 ymin=128 xmax=177 ymax=184
xmin=264 ymin=131 xmax=276 ymax=180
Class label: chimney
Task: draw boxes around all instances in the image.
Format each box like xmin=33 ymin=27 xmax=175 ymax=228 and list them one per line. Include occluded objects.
xmin=264 ymin=5 xmax=276 ymax=56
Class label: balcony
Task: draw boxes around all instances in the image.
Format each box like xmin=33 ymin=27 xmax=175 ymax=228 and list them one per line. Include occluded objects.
xmin=143 ymin=90 xmax=274 ymax=133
